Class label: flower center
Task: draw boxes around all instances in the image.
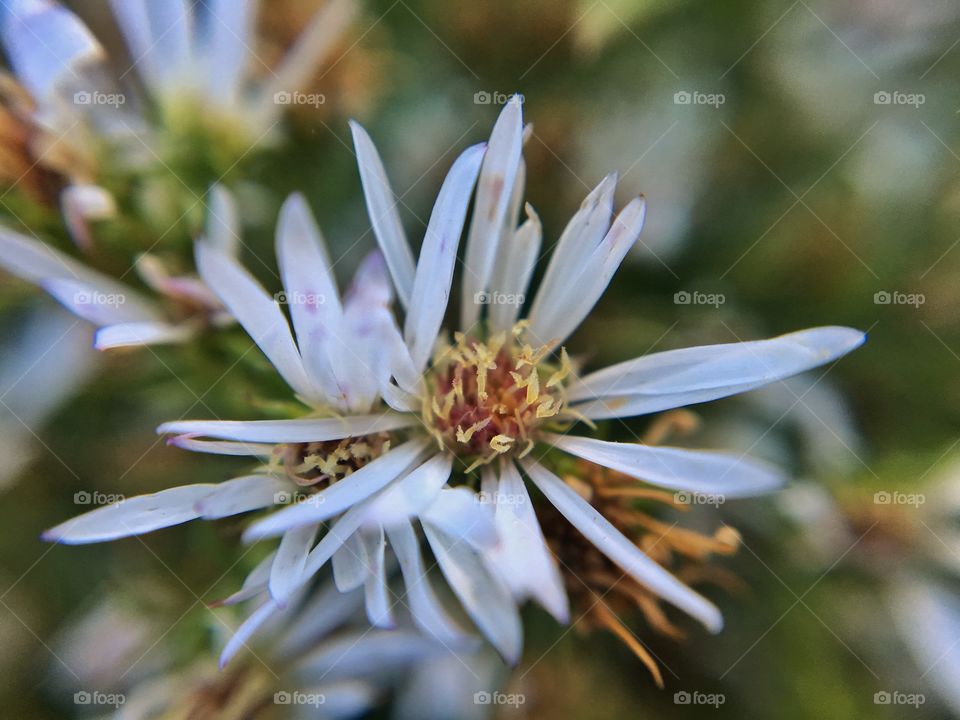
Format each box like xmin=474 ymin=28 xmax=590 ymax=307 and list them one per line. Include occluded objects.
xmin=423 ymin=323 xmax=572 ymax=470
xmin=275 ymin=433 xmax=393 ymax=487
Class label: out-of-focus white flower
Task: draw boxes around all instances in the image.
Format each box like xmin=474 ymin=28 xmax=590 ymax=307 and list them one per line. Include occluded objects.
xmin=0 ymin=186 xmax=237 ymax=349
xmin=1 ymin=0 xmax=356 ymax=240
xmin=45 ymin=98 xmax=864 ymax=666
xmin=0 ymin=303 xmax=96 ymax=486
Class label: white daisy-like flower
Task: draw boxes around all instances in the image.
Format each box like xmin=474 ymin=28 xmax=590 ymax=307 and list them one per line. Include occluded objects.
xmin=45 ymin=98 xmax=865 ymax=665
xmin=1 ymin=0 xmax=355 ymax=238
xmin=0 ymin=186 xmax=237 ymax=349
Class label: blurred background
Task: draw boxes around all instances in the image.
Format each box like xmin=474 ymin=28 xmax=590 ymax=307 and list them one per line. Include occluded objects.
xmin=2 ymin=0 xmax=960 ymax=717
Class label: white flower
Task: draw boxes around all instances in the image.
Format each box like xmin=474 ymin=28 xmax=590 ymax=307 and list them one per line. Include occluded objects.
xmin=1 ymin=0 xmax=355 ymax=240
xmin=0 ymin=186 xmax=237 ymax=349
xmin=45 ymin=99 xmax=865 ymax=665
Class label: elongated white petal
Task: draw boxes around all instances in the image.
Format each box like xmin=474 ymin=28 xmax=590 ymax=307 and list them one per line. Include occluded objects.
xmin=166 ymin=437 xmax=275 ymax=457
xmin=94 ymin=321 xmax=193 ymax=349
xmin=3 ymin=0 xmax=103 ymax=103
xmin=332 ymin=531 xmax=367 ymax=592
xmin=220 ymin=550 xmax=276 ymax=605
xmin=545 ymin=433 xmax=784 ymax=497
xmin=273 ymin=582 xmax=363 ymax=659
xmin=109 ymin=0 xmax=193 ymax=96
xmin=529 ymin=196 xmax=645 ymax=346
xmin=405 ymin=143 xmax=486 ymax=371
xmin=569 ymin=327 xmax=867 ymax=419
xmin=220 ymin=599 xmax=279 ymax=668
xmin=158 ymin=411 xmax=414 ymax=443
xmin=521 ymin=458 xmax=722 ymax=633
xmin=359 ymin=453 xmax=452 ymax=529
xmin=350 ymin=121 xmax=415 ymax=307
xmin=270 ymin=523 xmax=319 ymax=606
xmin=43 ymin=278 xmax=160 ymax=326
xmin=387 ymin=521 xmax=472 ymax=645
xmin=488 ymin=461 xmax=569 ymax=622
xmin=42 ymin=485 xmax=216 ymax=544
xmin=361 ymin=527 xmax=395 ymax=628
xmin=275 ymin=193 xmax=344 ymax=403
xmin=255 ymin=0 xmax=356 ymax=122
xmin=244 ymin=439 xmax=429 ymax=539
xmin=489 ymin=206 xmax=541 ymax=332
xmin=461 ymin=96 xmax=524 ymax=328
xmin=205 ymin=185 xmax=240 ymax=256
xmin=199 ymin=0 xmax=255 ymax=105
xmin=421 ymin=488 xmax=498 ymax=550
xmin=300 ymin=505 xmax=368 ymax=588
xmin=195 ymin=241 xmax=318 ymax=402
xmin=195 ymin=475 xmax=288 ymax=520
xmin=423 ymin=523 xmax=522 ymax=664
xmin=526 ymin=174 xmax=616 ymax=332
xmin=297 ymin=630 xmax=447 ymax=680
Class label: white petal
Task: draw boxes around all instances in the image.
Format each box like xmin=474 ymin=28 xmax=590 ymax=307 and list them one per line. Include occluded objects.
xmin=387 ymin=521 xmax=472 ymax=645
xmin=361 ymin=526 xmax=395 ymax=628
xmin=526 ymin=174 xmax=616 ymax=334
xmin=61 ymin=184 xmax=116 ymax=250
xmin=488 ymin=461 xmax=569 ymax=622
xmin=488 ymin=206 xmax=541 ymax=332
xmin=421 ymin=488 xmax=498 ymax=550
xmin=195 ymin=241 xmax=318 ymax=402
xmin=359 ymin=453 xmax=452 ymax=529
xmin=461 ymin=96 xmax=524 ymax=328
xmin=350 ymin=120 xmax=415 ymax=307
xmin=270 ymin=523 xmax=320 ymax=607
xmin=43 ymin=278 xmax=160 ymax=326
xmin=220 ymin=598 xmax=279 ymax=668
xmin=3 ymin=0 xmax=103 ymax=103
xmin=244 ymin=439 xmax=429 ymax=539
xmin=569 ymin=326 xmax=867 ymax=419
xmin=158 ymin=411 xmax=414 ymax=443
xmin=423 ymin=523 xmax=522 ymax=664
xmin=205 ymin=185 xmax=240 ymax=256
xmin=165 ymin=436 xmax=275 ymax=458
xmin=272 ymin=582 xmax=363 ymax=659
xmin=94 ymin=321 xmax=193 ymax=349
xmin=545 ymin=433 xmax=784 ymax=497
xmin=332 ymin=531 xmax=367 ymax=592
xmin=521 ymin=458 xmax=723 ymax=633
xmin=109 ymin=0 xmax=193 ymax=96
xmin=296 ymin=629 xmax=447 ymax=680
xmin=405 ymin=143 xmax=486 ymax=371
xmin=221 ymin=550 xmax=276 ymax=605
xmin=275 ymin=193 xmax=344 ymax=403
xmin=197 ymin=0 xmax=255 ymax=105
xmin=529 ymin=196 xmax=645 ymax=346
xmin=196 ymin=475 xmax=289 ymax=519
xmin=42 ymin=485 xmax=216 ymax=545
xmin=254 ymin=0 xmax=356 ymax=124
